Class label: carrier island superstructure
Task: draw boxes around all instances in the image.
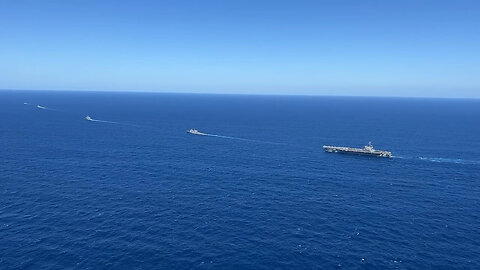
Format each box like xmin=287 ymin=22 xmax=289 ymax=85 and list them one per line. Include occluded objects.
xmin=323 ymin=142 xmax=392 ymax=158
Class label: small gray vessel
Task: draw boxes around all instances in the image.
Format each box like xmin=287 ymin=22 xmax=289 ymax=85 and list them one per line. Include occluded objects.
xmin=323 ymin=142 xmax=392 ymax=158
xmin=187 ymin=129 xmax=207 ymax=135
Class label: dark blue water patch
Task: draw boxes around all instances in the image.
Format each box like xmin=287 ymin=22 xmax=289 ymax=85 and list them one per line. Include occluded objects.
xmin=1 ymin=91 xmax=479 ymax=269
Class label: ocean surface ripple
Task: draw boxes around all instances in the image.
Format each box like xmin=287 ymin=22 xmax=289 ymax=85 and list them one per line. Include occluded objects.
xmin=1 ymin=91 xmax=479 ymax=269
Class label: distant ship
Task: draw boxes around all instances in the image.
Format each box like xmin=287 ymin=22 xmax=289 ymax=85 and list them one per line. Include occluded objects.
xmin=323 ymin=142 xmax=392 ymax=158
xmin=187 ymin=129 xmax=206 ymax=135
xmin=85 ymin=116 xmax=93 ymax=121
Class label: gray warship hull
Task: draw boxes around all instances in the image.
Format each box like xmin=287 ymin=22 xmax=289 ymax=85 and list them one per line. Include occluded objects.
xmin=323 ymin=145 xmax=392 ymax=158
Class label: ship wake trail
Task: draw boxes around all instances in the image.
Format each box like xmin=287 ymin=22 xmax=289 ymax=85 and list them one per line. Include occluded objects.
xmin=26 ymin=103 xmax=61 ymax=111
xmin=86 ymin=116 xmax=155 ymax=129
xmin=394 ymin=155 xmax=480 ymax=165
xmin=35 ymin=105 xmax=56 ymax=111
xmin=87 ymin=118 xmax=121 ymax=124
xmin=203 ymin=133 xmax=282 ymax=145
xmin=24 ymin=103 xmax=152 ymax=129
xmin=418 ymin=157 xmax=480 ymax=165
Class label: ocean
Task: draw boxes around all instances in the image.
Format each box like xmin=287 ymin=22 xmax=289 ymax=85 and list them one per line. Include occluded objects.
xmin=1 ymin=91 xmax=479 ymax=269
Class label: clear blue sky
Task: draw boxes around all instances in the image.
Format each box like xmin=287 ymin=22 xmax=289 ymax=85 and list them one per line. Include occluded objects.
xmin=1 ymin=0 xmax=479 ymax=98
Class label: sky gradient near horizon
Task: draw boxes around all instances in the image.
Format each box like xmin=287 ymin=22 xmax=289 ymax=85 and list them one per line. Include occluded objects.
xmin=1 ymin=0 xmax=479 ymax=98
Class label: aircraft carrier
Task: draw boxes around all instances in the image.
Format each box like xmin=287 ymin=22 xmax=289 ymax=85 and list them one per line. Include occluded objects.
xmin=323 ymin=142 xmax=392 ymax=158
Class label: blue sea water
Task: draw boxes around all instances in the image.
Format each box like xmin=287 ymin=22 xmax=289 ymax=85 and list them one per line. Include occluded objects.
xmin=1 ymin=91 xmax=479 ymax=269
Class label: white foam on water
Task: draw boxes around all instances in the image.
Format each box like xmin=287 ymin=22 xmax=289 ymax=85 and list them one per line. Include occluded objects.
xmin=85 ymin=116 xmax=153 ymax=129
xmin=35 ymin=105 xmax=59 ymax=111
xmin=394 ymin=155 xmax=479 ymax=165
xmin=85 ymin=117 xmax=121 ymax=124
xmin=196 ymin=132 xmax=282 ymax=145
xmin=418 ymin=156 xmax=480 ymax=165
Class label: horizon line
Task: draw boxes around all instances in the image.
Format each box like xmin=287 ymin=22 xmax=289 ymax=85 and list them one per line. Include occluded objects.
xmin=1 ymin=88 xmax=479 ymax=100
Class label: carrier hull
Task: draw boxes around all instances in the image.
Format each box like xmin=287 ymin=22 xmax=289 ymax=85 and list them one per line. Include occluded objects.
xmin=323 ymin=145 xmax=392 ymax=158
